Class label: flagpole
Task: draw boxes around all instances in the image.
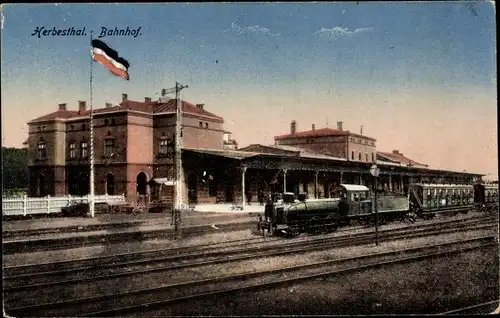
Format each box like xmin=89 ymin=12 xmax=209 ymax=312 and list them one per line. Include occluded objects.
xmin=89 ymin=31 xmax=95 ymax=218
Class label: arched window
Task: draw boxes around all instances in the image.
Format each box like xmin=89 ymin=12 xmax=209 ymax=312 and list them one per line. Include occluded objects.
xmin=80 ymin=140 xmax=88 ymax=158
xmin=104 ymin=137 xmax=115 ymax=157
xmin=68 ymin=142 xmax=76 ymax=159
xmin=37 ymin=140 xmax=47 ymax=159
xmin=351 ymin=151 xmax=354 ymax=160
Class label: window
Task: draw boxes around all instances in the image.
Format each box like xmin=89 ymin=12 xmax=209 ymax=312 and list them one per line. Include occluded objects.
xmin=372 ymin=153 xmax=375 ymax=162
xmin=104 ymin=119 xmax=109 ymax=125
xmin=111 ymin=118 xmax=116 ymax=125
xmin=205 ymin=123 xmax=208 ymax=129
xmin=199 ymin=121 xmax=203 ymax=128
xmin=365 ymin=153 xmax=368 ymax=162
xmin=81 ymin=141 xmax=88 ymax=158
xmin=37 ymin=141 xmax=47 ymax=159
xmin=69 ymin=142 xmax=76 ymax=159
xmin=104 ymin=139 xmax=115 ymax=157
xmin=358 ymin=153 xmax=361 ymax=161
xmin=159 ymin=138 xmax=169 ymax=155
xmin=351 ymin=151 xmax=354 ymax=160
xmin=70 ymin=125 xmax=75 ymax=130
xmin=82 ymin=124 xmax=86 ymax=130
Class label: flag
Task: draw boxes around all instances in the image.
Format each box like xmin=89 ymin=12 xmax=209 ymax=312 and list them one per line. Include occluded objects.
xmin=91 ymin=39 xmax=130 ymax=80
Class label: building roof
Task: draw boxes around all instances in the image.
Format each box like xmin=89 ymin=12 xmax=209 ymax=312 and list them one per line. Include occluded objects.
xmin=183 ymin=148 xmax=260 ymax=160
xmin=377 ymin=151 xmax=428 ymax=168
xmin=29 ymin=98 xmax=224 ymax=123
xmin=239 ymin=144 xmax=347 ymax=161
xmin=274 ymin=127 xmax=376 ymax=142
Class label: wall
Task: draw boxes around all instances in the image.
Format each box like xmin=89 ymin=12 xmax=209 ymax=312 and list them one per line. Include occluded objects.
xmin=127 ymin=114 xmax=153 ymax=164
xmin=27 ymin=120 xmax=65 ymax=166
xmin=182 ymin=115 xmax=224 ymax=149
xmin=92 ymin=113 xmax=129 ymax=164
xmin=276 ymin=135 xmax=348 ymax=158
xmin=348 ymin=136 xmax=376 ymax=163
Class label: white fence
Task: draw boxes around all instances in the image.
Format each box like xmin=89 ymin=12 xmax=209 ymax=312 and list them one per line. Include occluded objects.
xmin=2 ymin=194 xmax=126 ymax=216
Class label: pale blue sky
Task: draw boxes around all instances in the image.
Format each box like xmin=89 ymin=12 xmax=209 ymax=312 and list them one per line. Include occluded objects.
xmin=1 ymin=2 xmax=497 ymax=178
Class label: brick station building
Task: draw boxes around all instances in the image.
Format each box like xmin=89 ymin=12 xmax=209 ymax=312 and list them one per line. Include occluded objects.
xmin=26 ymin=94 xmax=225 ymax=200
xmin=26 ymin=94 xmax=484 ymax=206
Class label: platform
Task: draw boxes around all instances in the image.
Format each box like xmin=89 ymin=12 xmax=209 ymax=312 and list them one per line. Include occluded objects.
xmin=2 ymin=209 xmax=257 ymax=235
xmin=192 ymin=203 xmax=265 ymax=213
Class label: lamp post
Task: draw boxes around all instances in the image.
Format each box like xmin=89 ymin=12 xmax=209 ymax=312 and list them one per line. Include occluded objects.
xmin=370 ymin=164 xmax=380 ymax=246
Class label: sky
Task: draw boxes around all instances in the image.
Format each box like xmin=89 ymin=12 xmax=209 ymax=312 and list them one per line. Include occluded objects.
xmin=1 ymin=2 xmax=497 ymax=179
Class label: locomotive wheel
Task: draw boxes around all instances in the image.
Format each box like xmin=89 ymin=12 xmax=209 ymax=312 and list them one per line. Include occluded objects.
xmin=308 ymin=217 xmax=321 ymax=234
xmin=324 ymin=216 xmax=339 ymax=232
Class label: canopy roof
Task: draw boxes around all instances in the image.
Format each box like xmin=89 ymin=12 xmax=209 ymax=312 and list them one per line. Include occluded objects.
xmin=339 ymin=184 xmax=370 ymax=192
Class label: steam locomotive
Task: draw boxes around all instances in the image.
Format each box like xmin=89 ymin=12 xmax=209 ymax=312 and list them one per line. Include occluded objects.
xmin=259 ymin=183 xmax=498 ymax=237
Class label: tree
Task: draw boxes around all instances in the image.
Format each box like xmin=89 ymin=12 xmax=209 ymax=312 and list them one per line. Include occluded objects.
xmin=2 ymin=147 xmax=30 ymax=191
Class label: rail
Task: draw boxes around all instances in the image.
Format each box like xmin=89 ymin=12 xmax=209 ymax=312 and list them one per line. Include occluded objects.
xmin=2 ymin=194 xmax=126 ymax=216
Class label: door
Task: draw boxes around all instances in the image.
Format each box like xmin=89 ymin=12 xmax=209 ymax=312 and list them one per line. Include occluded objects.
xmin=225 ymin=184 xmax=234 ymax=203
xmin=136 ymin=172 xmax=147 ymax=195
xmin=188 ymin=173 xmax=198 ymax=204
xmin=106 ymin=173 xmax=115 ymax=195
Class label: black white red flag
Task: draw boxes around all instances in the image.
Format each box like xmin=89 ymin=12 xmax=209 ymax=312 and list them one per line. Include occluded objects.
xmin=91 ymin=39 xmax=130 ymax=80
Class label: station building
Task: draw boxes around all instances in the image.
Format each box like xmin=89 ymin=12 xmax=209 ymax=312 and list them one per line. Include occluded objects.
xmin=25 ymin=94 xmax=484 ymax=207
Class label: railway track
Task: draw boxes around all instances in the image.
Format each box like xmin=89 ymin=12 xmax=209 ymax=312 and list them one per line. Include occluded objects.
xmin=437 ymin=299 xmax=499 ymax=315
xmin=6 ymin=234 xmax=497 ymax=317
xmin=4 ymin=213 xmax=495 ymax=286
xmin=4 ymin=214 xmax=497 ymax=317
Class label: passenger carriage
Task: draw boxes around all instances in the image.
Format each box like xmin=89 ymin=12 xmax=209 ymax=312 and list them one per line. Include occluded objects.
xmin=408 ymin=184 xmax=475 ymax=217
xmin=474 ymin=183 xmax=499 ymax=212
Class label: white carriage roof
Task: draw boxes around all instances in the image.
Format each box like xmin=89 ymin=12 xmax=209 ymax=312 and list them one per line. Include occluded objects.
xmin=150 ymin=178 xmax=175 ymax=186
xmin=340 ymin=184 xmax=370 ymax=191
xmin=415 ymin=183 xmax=474 ymax=188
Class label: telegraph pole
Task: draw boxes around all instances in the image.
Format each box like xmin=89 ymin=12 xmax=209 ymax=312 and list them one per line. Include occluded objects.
xmin=162 ymin=82 xmax=188 ymax=238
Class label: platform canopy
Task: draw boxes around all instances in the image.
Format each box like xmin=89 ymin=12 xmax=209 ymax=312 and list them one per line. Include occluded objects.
xmin=339 ymin=184 xmax=370 ymax=192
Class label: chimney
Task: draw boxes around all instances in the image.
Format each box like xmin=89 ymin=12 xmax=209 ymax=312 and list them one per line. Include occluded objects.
xmin=122 ymin=93 xmax=128 ymax=101
xmin=291 ymin=120 xmax=297 ymax=135
xmin=393 ymin=150 xmax=400 ymax=155
xmin=58 ymin=103 xmax=67 ymax=111
xmin=312 ymin=124 xmax=315 ymax=131
xmin=105 ymin=103 xmax=113 ymax=108
xmin=196 ymin=103 xmax=205 ymax=110
xmin=78 ymin=101 xmax=86 ymax=113
xmin=360 ymin=125 xmax=363 ymax=135
xmin=337 ymin=121 xmax=343 ymax=131
xmin=145 ymin=97 xmax=152 ymax=103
